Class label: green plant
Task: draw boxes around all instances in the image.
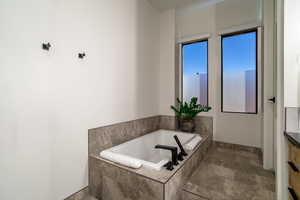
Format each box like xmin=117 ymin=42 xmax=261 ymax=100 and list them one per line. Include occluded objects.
xmin=170 ymin=97 xmax=212 ymax=120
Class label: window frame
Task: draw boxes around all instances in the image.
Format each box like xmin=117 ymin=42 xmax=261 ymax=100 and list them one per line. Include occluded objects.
xmin=181 ymin=39 xmax=209 ymax=107
xmin=221 ymin=29 xmax=258 ymax=114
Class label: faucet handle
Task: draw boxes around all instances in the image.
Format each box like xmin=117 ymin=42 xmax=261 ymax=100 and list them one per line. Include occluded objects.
xmin=155 ymin=145 xmax=178 ymax=166
xmin=174 ymin=135 xmax=188 ymax=156
xmin=173 ymin=158 xmax=179 ymax=166
xmin=163 ymin=161 xmax=174 ymax=171
xmin=178 ymin=152 xmax=184 ymax=161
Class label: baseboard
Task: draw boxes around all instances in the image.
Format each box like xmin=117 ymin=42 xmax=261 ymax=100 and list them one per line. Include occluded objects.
xmin=213 ymin=141 xmax=262 ymax=155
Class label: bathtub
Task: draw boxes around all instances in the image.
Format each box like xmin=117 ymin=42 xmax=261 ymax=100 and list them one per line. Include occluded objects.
xmin=100 ymin=129 xmax=201 ymax=171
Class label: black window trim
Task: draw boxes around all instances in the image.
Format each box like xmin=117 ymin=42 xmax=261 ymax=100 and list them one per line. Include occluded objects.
xmin=221 ymin=28 xmax=258 ymax=114
xmin=181 ymin=39 xmax=209 ymax=108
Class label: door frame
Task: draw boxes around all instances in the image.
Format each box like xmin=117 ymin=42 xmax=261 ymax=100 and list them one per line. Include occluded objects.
xmin=262 ymin=0 xmax=276 ymax=170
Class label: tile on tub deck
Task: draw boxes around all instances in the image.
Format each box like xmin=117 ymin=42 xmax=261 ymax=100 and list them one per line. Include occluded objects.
xmin=183 ymin=144 xmax=275 ymax=200
xmin=194 ymin=116 xmax=213 ymax=136
xmin=159 ymin=115 xmax=177 ymax=130
xmin=88 ymin=116 xmax=214 ymax=200
xmin=91 ymin=133 xmax=211 ymax=184
xmin=157 ymin=115 xmax=213 ymax=136
xmin=101 ymin=160 xmax=164 ymax=200
xmin=88 ymin=116 xmax=160 ymax=156
xmin=164 ymin=134 xmax=212 ymax=200
xmin=89 ymin=129 xmax=213 ymax=200
xmin=89 ymin=157 xmax=103 ymax=199
xmin=88 ymin=115 xmax=213 ymax=157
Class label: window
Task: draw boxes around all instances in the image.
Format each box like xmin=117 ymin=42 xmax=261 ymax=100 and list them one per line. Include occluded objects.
xmin=221 ymin=30 xmax=257 ymax=113
xmin=182 ymin=40 xmax=208 ymax=106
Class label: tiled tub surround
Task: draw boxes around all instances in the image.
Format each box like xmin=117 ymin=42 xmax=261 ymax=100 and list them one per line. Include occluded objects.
xmin=88 ymin=115 xmax=213 ymax=200
xmin=89 ymin=133 xmax=212 ymax=200
xmin=88 ymin=116 xmax=160 ymax=156
xmin=100 ymin=130 xmax=200 ymax=170
xmin=88 ymin=115 xmax=212 ymax=156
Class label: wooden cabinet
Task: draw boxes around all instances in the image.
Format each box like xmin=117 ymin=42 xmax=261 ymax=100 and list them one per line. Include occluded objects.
xmin=289 ymin=142 xmax=300 ymax=169
xmin=288 ymin=141 xmax=300 ymax=200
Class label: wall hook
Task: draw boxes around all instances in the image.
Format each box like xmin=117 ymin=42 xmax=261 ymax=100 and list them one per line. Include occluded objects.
xmin=42 ymin=42 xmax=51 ymax=51
xmin=78 ymin=52 xmax=86 ymax=59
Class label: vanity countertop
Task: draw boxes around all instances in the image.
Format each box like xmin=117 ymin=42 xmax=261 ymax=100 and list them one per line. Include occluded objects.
xmin=285 ymin=131 xmax=300 ymax=148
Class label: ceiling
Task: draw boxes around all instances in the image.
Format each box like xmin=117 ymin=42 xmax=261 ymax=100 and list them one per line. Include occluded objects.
xmin=147 ymin=0 xmax=219 ymax=11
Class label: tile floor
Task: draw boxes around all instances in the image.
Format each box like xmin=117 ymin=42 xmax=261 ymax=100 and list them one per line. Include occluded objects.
xmin=182 ymin=143 xmax=275 ymax=200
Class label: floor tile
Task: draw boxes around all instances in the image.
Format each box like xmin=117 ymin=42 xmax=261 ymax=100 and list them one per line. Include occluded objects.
xmin=182 ymin=145 xmax=275 ymax=200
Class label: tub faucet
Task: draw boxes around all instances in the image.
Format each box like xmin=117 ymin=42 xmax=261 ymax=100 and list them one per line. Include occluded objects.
xmin=155 ymin=145 xmax=178 ymax=166
xmin=173 ymin=135 xmax=188 ymax=159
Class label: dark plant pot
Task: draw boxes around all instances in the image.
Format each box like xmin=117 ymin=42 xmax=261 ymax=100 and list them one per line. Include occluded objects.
xmin=179 ymin=119 xmax=195 ymax=132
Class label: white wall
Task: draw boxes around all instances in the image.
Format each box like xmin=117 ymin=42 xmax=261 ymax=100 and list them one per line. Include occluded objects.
xmin=175 ymin=0 xmax=263 ymax=148
xmin=262 ymin=0 xmax=275 ymax=170
xmin=159 ymin=9 xmax=176 ymax=115
xmin=0 ymin=0 xmax=160 ymax=199
xmin=176 ymin=4 xmax=215 ymax=40
xmin=215 ymin=0 xmax=261 ymax=31
xmin=284 ymin=0 xmax=300 ymax=107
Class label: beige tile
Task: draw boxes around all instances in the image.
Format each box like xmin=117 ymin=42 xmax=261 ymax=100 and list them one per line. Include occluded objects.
xmin=164 ymin=134 xmax=212 ymax=200
xmin=102 ymin=161 xmax=164 ymax=200
xmin=194 ymin=116 xmax=213 ymax=136
xmin=182 ymin=191 xmax=208 ymax=200
xmin=88 ymin=115 xmax=214 ymax=200
xmin=88 ymin=116 xmax=160 ymax=156
xmin=89 ymin=157 xmax=102 ymax=199
xmin=183 ymin=143 xmax=275 ymax=200
xmin=159 ymin=115 xmax=177 ymax=130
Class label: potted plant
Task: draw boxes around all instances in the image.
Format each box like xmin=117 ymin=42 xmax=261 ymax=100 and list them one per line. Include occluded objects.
xmin=171 ymin=97 xmax=212 ymax=132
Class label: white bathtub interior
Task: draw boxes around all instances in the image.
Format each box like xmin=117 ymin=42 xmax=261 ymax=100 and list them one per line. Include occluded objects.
xmin=100 ymin=130 xmax=201 ymax=170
